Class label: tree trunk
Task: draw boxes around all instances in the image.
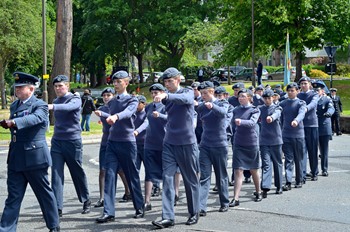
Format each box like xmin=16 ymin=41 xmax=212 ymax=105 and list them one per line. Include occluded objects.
xmin=294 ymin=51 xmax=303 ymax=82
xmin=136 ymin=53 xmax=143 ymax=83
xmin=49 ymin=0 xmax=73 ymax=124
xmin=0 ymin=59 xmax=8 ymax=109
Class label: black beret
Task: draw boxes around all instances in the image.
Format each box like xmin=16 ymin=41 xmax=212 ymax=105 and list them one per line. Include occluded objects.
xmin=275 ymin=84 xmax=282 ymax=88
xmin=112 ymin=70 xmax=129 ymax=80
xmin=298 ymin=76 xmax=311 ymax=84
xmin=137 ymin=95 xmax=147 ymax=103
xmin=311 ymin=81 xmax=326 ymax=89
xmin=191 ymin=82 xmax=200 ymax=89
xmin=161 ymin=67 xmax=180 ymax=80
xmin=198 ymin=81 xmax=214 ymax=90
xmin=101 ymin=87 xmax=115 ymax=96
xmin=286 ymin=82 xmax=299 ymax=90
xmin=232 ymin=82 xmax=245 ymax=89
xmin=149 ymin=83 xmax=166 ymax=92
xmin=214 ymin=86 xmax=227 ymax=94
xmin=237 ymin=88 xmax=253 ymax=97
xmin=262 ymin=89 xmax=274 ymax=97
xmin=53 ymin=75 xmax=69 ymax=85
xmin=13 ymin=72 xmax=39 ymax=87
xmin=255 ymin=86 xmax=264 ymax=91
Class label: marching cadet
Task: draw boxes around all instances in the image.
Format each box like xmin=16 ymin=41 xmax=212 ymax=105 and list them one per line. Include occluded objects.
xmin=134 ymin=95 xmax=149 ymax=171
xmin=0 ymin=72 xmax=60 ymax=232
xmin=258 ymin=90 xmax=283 ymax=197
xmin=192 ymin=82 xmax=203 ymax=144
xmin=96 ymin=71 xmax=144 ymax=223
xmin=196 ymin=81 xmax=230 ymax=216
xmin=253 ymin=85 xmax=265 ymax=106
xmin=143 ymin=84 xmax=168 ymax=211
xmin=48 ymin=75 xmax=91 ymax=217
xmin=230 ymin=88 xmax=262 ymax=206
xmin=313 ymin=82 xmax=335 ymax=177
xmin=330 ymin=88 xmax=343 ymax=135
xmin=93 ymin=87 xmax=113 ymax=207
xmin=152 ymin=67 xmax=200 ymax=229
xmin=280 ymin=83 xmax=306 ymax=190
xmin=298 ymin=77 xmax=320 ymax=181
xmin=228 ymin=83 xmax=252 ymax=184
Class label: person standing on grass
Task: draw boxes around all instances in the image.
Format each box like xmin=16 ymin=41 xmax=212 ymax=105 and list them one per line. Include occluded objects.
xmin=81 ymin=89 xmax=96 ymax=132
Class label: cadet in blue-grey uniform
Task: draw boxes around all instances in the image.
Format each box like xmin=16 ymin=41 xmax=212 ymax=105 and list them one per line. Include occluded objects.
xmin=0 ymin=72 xmax=60 ymax=232
xmin=96 ymin=71 xmax=144 ymax=223
xmin=152 ymin=67 xmax=200 ymax=229
xmin=134 ymin=95 xmax=149 ymax=170
xmin=229 ymin=88 xmax=262 ymax=207
xmin=253 ymin=85 xmax=265 ymax=106
xmin=143 ymin=84 xmax=168 ymax=211
xmin=191 ymin=82 xmax=203 ymax=144
xmin=258 ymin=90 xmax=283 ymax=197
xmin=298 ymin=77 xmax=319 ymax=181
xmin=48 ymin=75 xmax=91 ymax=217
xmin=280 ymin=83 xmax=307 ymax=190
xmin=330 ymin=88 xmax=343 ymax=135
xmin=313 ymin=82 xmax=335 ymax=177
xmin=92 ymin=87 xmax=115 ymax=208
xmin=227 ymin=82 xmax=252 ymax=184
xmin=196 ymin=81 xmax=230 ymax=216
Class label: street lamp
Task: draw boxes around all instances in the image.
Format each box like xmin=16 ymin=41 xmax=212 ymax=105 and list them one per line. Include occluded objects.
xmin=324 ymin=42 xmax=337 ymax=88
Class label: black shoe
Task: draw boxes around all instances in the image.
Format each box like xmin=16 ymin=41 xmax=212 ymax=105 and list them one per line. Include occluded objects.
xmin=306 ymin=172 xmax=312 ymax=178
xmin=275 ymin=189 xmax=283 ymax=194
xmin=94 ymin=199 xmax=104 ymax=208
xmin=186 ymin=213 xmax=199 ymax=225
xmin=133 ymin=208 xmax=145 ymax=219
xmin=152 ymin=219 xmax=175 ymax=229
xmin=82 ymin=200 xmax=91 ymax=214
xmin=262 ymin=190 xmax=268 ymax=199
xmin=144 ymin=202 xmax=152 ymax=211
xmin=152 ymin=186 xmax=161 ymax=197
xmin=119 ymin=194 xmax=132 ymax=203
xmin=229 ymin=181 xmax=234 ymax=186
xmin=302 ymin=179 xmax=306 ymax=184
xmin=219 ymin=206 xmax=229 ymax=212
xmin=229 ymin=199 xmax=240 ymax=207
xmin=212 ymin=186 xmax=218 ymax=192
xmin=336 ymin=132 xmax=342 ymax=136
xmin=96 ymin=214 xmax=115 ymax=223
xmin=244 ymin=177 xmax=251 ymax=183
xmin=322 ymin=171 xmax=328 ymax=177
xmin=282 ymin=184 xmax=291 ymax=191
xmin=254 ymin=192 xmax=262 ymax=202
xmin=58 ymin=209 xmax=62 ymax=217
xmin=49 ymin=226 xmax=60 ymax=232
xmin=174 ymin=195 xmax=179 ymax=206
xmin=295 ymin=184 xmax=302 ymax=188
xmin=199 ymin=210 xmax=207 ymax=217
xmin=311 ymin=176 xmax=318 ymax=181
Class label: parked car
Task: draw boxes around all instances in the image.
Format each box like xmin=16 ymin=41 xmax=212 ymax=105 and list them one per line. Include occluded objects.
xmin=210 ymin=68 xmax=234 ymax=82
xmin=229 ymin=66 xmax=246 ymax=75
xmin=233 ymin=68 xmax=268 ymax=81
xmin=267 ymin=67 xmax=306 ymax=81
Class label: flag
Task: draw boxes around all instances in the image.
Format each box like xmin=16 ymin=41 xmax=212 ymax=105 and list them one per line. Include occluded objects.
xmin=284 ymin=33 xmax=291 ymax=86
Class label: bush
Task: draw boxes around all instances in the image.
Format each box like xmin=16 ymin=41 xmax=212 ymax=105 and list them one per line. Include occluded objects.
xmin=303 ymin=64 xmax=325 ymax=76
xmin=309 ymin=69 xmax=329 ymax=79
xmin=336 ymin=63 xmax=350 ymax=77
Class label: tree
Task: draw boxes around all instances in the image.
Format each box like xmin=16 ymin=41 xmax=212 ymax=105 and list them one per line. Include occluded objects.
xmin=0 ymin=0 xmax=43 ymax=109
xmin=220 ymin=0 xmax=350 ymax=81
xmin=49 ymin=0 xmax=73 ymax=103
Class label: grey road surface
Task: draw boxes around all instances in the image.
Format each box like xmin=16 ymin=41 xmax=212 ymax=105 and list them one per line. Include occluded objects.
xmin=0 ymin=134 xmax=349 ymax=231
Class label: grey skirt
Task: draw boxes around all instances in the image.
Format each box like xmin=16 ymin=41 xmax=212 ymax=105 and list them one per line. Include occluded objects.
xmin=232 ymin=145 xmax=260 ymax=170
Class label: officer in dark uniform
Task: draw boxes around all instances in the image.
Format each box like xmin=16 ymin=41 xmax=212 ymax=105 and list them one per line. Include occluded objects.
xmin=48 ymin=75 xmax=91 ymax=217
xmin=0 ymin=72 xmax=60 ymax=232
xmin=313 ymin=82 xmax=335 ymax=176
xmin=330 ymin=88 xmax=343 ymax=135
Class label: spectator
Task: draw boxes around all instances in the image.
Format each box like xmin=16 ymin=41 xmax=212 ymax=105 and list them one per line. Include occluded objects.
xmin=81 ymin=89 xmax=96 ymax=131
xmin=197 ymin=67 xmax=204 ymax=83
xmin=257 ymin=60 xmax=263 ymax=86
xmin=330 ymin=88 xmax=343 ymax=135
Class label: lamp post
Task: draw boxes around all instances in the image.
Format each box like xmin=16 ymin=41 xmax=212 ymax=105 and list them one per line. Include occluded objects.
xmin=42 ymin=0 xmax=48 ymax=103
xmin=251 ymin=0 xmax=256 ymax=87
xmin=324 ymin=42 xmax=337 ymax=88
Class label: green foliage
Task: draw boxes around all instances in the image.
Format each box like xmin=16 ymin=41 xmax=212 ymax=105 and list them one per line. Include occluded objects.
xmin=303 ymin=64 xmax=325 ymax=76
xmin=309 ymin=69 xmax=329 ymax=79
xmin=336 ymin=64 xmax=350 ymax=77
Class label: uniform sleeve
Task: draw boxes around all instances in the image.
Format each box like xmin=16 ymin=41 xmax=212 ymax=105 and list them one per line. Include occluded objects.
xmin=270 ymin=106 xmax=282 ymax=121
xmin=306 ymin=93 xmax=319 ymax=112
xmin=116 ymin=97 xmax=138 ymax=120
xmin=211 ymin=100 xmax=229 ymax=118
xmin=54 ymin=95 xmax=81 ymax=112
xmin=165 ymin=88 xmax=194 ymax=105
xmin=295 ymin=100 xmax=307 ymax=123
xmin=239 ymin=108 xmax=261 ymax=128
xmin=13 ymin=100 xmax=48 ymax=130
xmin=135 ymin=117 xmax=149 ymax=133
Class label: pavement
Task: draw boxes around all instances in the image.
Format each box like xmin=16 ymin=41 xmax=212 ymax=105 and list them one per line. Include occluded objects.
xmin=0 ymin=133 xmax=349 ymax=231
